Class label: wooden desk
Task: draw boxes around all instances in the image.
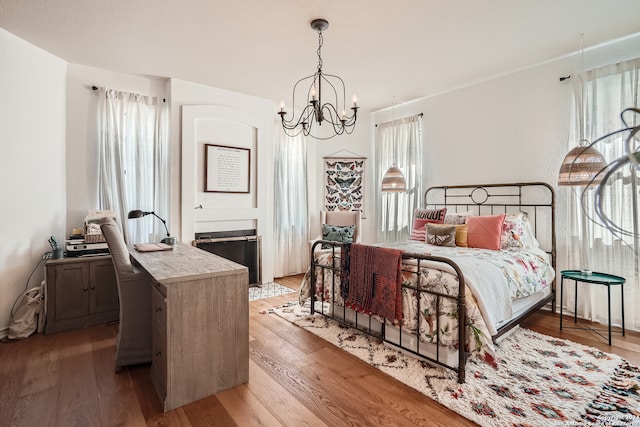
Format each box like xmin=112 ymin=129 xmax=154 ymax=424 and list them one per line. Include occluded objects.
xmin=129 ymin=243 xmax=249 ymax=412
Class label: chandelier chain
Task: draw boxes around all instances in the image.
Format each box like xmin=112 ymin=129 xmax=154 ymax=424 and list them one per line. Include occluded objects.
xmin=317 ymin=32 xmax=323 ymax=72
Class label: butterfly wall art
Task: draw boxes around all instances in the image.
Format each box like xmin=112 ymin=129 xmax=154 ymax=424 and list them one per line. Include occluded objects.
xmin=323 ymin=156 xmax=366 ymax=218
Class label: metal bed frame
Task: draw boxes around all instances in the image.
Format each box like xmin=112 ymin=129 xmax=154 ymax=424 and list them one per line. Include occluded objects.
xmin=309 ymin=182 xmax=556 ymax=384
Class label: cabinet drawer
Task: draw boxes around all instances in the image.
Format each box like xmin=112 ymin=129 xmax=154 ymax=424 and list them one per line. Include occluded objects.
xmin=151 ymin=322 xmax=167 ymax=393
xmin=151 ymin=285 xmax=167 ymax=391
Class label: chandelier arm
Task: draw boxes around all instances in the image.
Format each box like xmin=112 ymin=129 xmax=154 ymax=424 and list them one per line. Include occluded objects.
xmin=281 ymin=104 xmax=315 ymax=129
xmin=321 ymin=72 xmax=348 ymax=111
xmin=319 ymin=103 xmax=355 ymax=128
xmin=286 ymin=73 xmax=318 ymax=121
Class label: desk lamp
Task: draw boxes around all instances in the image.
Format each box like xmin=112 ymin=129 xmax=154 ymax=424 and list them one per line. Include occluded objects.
xmin=127 ymin=210 xmax=176 ymax=245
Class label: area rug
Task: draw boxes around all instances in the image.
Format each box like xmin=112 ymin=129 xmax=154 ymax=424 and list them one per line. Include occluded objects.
xmin=248 ymin=282 xmax=296 ymax=301
xmin=273 ymin=302 xmax=640 ymax=427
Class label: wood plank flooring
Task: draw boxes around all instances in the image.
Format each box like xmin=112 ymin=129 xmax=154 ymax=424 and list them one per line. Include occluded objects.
xmin=1 ymin=274 xmax=638 ymax=426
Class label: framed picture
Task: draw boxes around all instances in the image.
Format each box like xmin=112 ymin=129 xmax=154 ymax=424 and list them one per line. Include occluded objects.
xmin=204 ymin=144 xmax=250 ymax=193
xmin=323 ymin=155 xmax=366 ymax=218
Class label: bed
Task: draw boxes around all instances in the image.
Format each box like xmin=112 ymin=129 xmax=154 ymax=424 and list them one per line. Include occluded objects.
xmin=298 ymin=182 xmax=556 ymax=383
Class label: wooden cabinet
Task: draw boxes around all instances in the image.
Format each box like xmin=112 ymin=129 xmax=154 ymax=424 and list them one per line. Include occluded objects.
xmin=131 ymin=243 xmax=249 ymax=412
xmin=45 ymin=256 xmax=119 ymax=334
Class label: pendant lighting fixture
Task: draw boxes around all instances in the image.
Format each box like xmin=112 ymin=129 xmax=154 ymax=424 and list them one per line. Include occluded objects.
xmin=558 ymin=34 xmax=608 ymax=186
xmin=278 ymin=18 xmax=358 ymax=140
xmin=381 ymin=97 xmax=407 ymax=192
xmin=381 ymin=163 xmax=407 ymax=192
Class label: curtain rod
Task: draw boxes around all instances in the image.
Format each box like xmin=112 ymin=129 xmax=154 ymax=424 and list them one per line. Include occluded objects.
xmin=91 ymin=85 xmax=166 ymax=103
xmin=375 ymin=112 xmax=423 ymax=127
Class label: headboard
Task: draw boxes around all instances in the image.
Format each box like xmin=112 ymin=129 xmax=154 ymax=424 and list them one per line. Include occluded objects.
xmin=424 ymin=182 xmax=556 ymax=269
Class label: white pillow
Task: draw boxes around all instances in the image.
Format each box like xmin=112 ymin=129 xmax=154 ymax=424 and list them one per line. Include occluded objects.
xmin=444 ymin=210 xmax=474 ymax=225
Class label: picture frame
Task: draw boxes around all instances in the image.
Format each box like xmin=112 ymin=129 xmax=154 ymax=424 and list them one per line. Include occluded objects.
xmin=204 ymin=144 xmax=250 ymax=193
xmin=323 ymin=154 xmax=366 ymax=218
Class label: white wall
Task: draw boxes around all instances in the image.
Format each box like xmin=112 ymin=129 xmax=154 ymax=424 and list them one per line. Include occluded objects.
xmin=65 ymin=64 xmax=168 ymax=233
xmin=0 ymin=29 xmax=67 ymax=335
xmin=372 ymin=33 xmax=640 ymax=277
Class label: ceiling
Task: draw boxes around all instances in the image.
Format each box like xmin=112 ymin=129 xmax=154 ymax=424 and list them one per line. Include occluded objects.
xmin=2 ymin=0 xmax=640 ymax=112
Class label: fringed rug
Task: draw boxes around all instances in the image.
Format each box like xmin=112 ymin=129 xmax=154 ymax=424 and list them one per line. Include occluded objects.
xmin=248 ymin=282 xmax=296 ymax=301
xmin=272 ymin=302 xmax=640 ymax=427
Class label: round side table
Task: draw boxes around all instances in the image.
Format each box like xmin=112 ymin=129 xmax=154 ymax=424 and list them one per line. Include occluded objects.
xmin=560 ymin=270 xmax=625 ymax=345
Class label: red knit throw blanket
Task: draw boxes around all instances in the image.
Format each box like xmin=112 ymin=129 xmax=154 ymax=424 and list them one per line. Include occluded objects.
xmin=344 ymin=244 xmax=403 ymax=322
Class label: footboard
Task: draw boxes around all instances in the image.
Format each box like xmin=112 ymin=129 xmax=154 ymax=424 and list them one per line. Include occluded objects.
xmin=310 ymin=240 xmax=469 ymax=383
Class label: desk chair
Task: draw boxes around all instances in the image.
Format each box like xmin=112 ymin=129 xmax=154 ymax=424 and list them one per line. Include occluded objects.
xmin=100 ymin=217 xmax=152 ymax=371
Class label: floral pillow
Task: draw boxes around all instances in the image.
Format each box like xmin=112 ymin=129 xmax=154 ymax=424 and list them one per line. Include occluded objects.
xmin=501 ymin=212 xmax=538 ymax=250
xmin=410 ymin=208 xmax=447 ymax=241
xmin=322 ymin=224 xmax=355 ymax=249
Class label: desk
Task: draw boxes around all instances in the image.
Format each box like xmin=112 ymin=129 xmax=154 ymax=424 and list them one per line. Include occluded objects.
xmin=129 ymin=243 xmax=249 ymax=412
xmin=560 ymin=270 xmax=625 ymax=345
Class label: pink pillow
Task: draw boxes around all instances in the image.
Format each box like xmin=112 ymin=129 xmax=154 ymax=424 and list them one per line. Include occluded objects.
xmin=467 ymin=214 xmax=506 ymax=250
xmin=409 ymin=208 xmax=446 ymax=241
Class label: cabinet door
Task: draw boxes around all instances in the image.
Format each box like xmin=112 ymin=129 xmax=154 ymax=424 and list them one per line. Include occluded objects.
xmin=89 ymin=259 xmax=119 ymax=314
xmin=55 ymin=263 xmax=90 ymax=320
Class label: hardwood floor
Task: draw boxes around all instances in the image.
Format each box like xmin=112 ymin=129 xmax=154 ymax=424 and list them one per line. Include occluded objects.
xmin=1 ymin=274 xmax=638 ymax=426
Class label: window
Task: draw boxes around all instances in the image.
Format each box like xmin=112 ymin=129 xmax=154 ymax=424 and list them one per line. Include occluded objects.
xmin=97 ymin=88 xmax=169 ymax=243
xmin=565 ymin=57 xmax=640 ymax=329
xmin=375 ymin=115 xmax=423 ymax=242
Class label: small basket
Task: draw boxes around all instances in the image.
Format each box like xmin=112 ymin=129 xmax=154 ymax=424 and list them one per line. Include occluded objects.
xmin=84 ymin=233 xmax=106 ymax=243
xmin=83 ymin=209 xmax=115 ymax=244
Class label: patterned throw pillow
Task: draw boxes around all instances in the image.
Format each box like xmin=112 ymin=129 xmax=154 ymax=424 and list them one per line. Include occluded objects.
xmin=501 ymin=212 xmax=539 ymax=250
xmin=444 ymin=211 xmax=474 ymax=225
xmin=426 ymin=224 xmax=456 ymax=247
xmin=321 ymin=224 xmax=355 ymax=249
xmin=467 ymin=214 xmax=506 ymax=250
xmin=454 ymin=224 xmax=468 ymax=247
xmin=410 ymin=208 xmax=447 ymax=241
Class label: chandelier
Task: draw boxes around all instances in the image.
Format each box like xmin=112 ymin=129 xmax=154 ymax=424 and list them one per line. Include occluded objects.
xmin=278 ymin=18 xmax=358 ymax=140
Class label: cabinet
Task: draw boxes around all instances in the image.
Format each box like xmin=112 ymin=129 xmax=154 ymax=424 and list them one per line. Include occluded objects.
xmin=45 ymin=256 xmax=119 ymax=334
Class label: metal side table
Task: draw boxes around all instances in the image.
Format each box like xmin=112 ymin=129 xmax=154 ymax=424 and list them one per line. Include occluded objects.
xmin=560 ymin=270 xmax=625 ymax=345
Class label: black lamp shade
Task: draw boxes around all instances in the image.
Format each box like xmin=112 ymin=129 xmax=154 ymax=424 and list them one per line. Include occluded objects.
xmin=128 ymin=209 xmax=146 ymax=219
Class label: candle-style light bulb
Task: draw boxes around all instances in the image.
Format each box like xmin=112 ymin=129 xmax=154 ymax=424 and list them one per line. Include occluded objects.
xmin=279 ymin=100 xmax=285 ymax=112
xmin=352 ymin=94 xmax=358 ymax=107
xmin=311 ymin=86 xmax=317 ymax=101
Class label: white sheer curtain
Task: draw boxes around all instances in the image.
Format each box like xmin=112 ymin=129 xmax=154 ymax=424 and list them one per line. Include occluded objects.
xmin=98 ymin=88 xmax=170 ymax=244
xmin=273 ymin=127 xmax=309 ymax=277
xmin=376 ymin=115 xmax=423 ymax=242
xmin=564 ymin=57 xmax=640 ymax=330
